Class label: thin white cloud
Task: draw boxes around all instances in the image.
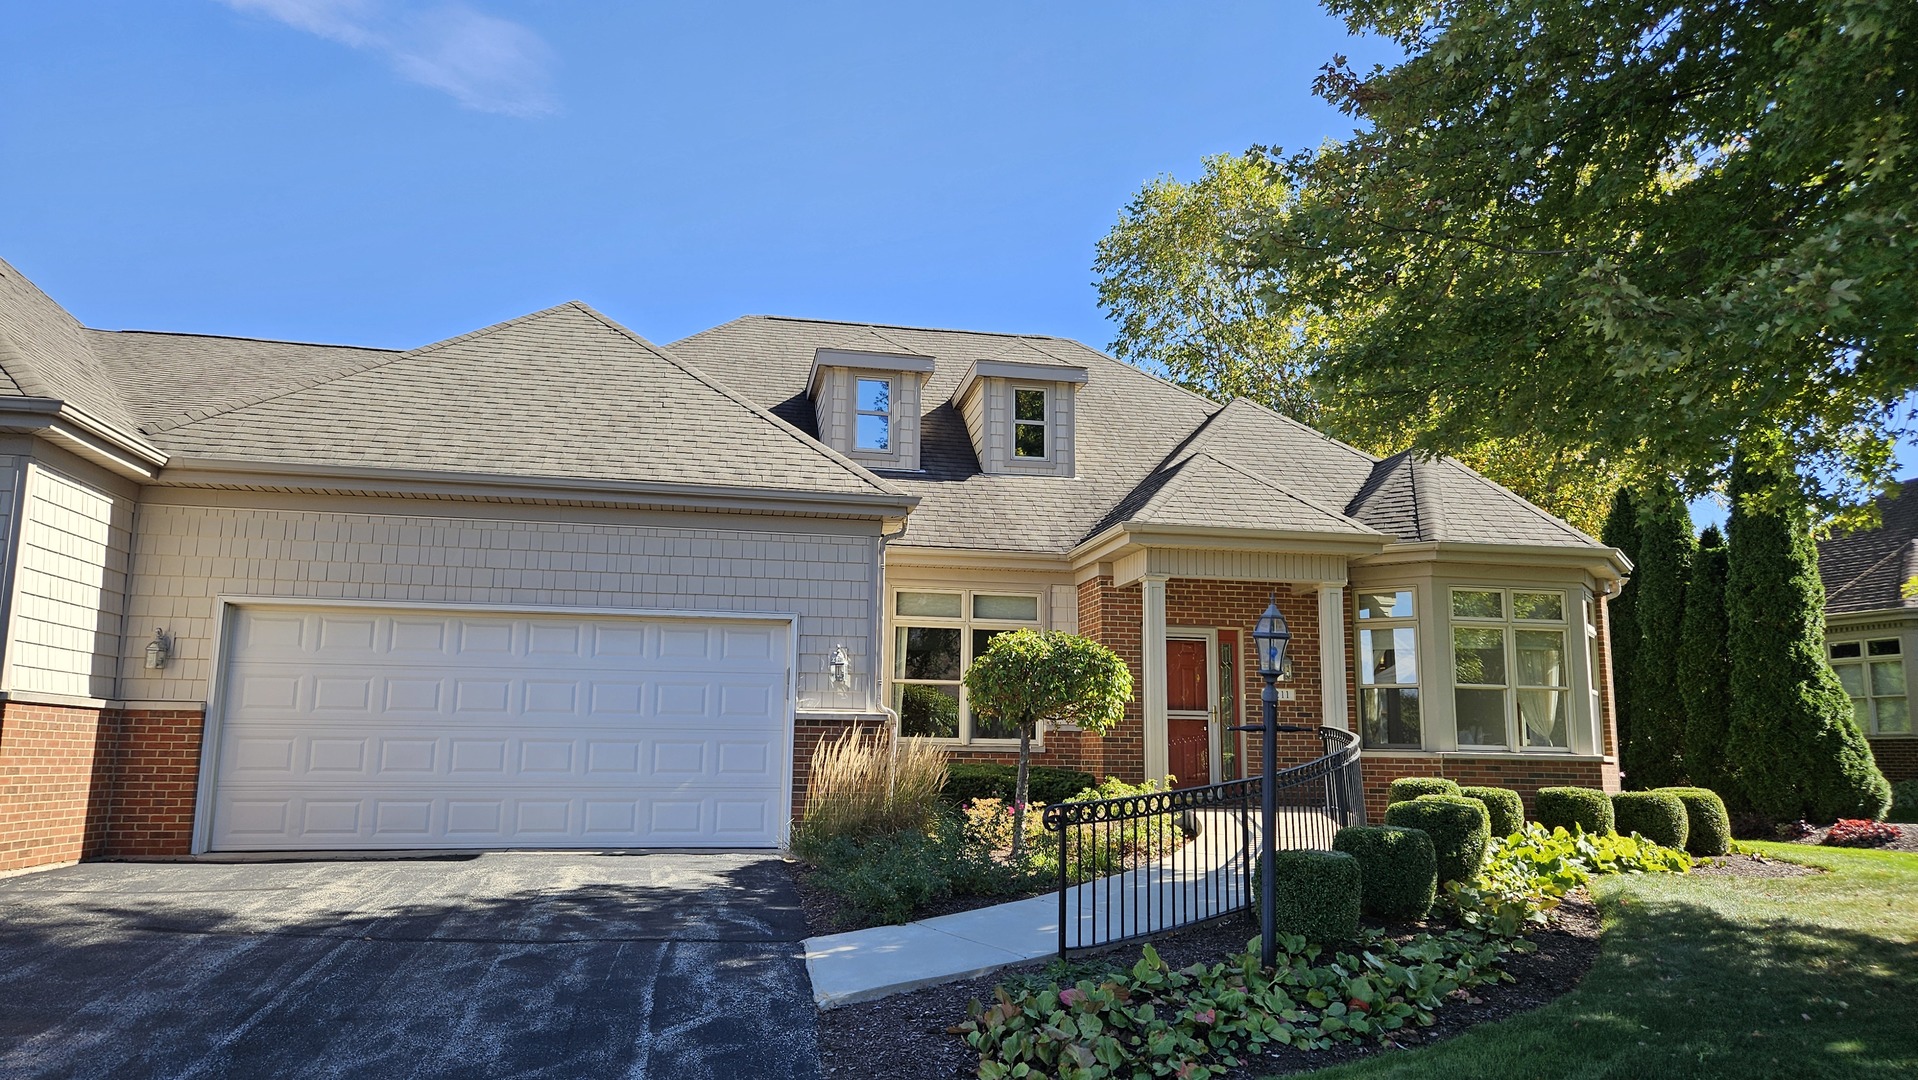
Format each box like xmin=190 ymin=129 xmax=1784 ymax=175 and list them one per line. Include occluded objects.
xmin=219 ymin=0 xmax=558 ymax=117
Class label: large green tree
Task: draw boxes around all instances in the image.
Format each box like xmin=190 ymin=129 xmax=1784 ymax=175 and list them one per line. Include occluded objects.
xmin=1600 ymin=488 xmax=1641 ymax=755
xmin=1724 ymin=441 xmax=1891 ymax=821
xmin=1094 ymin=153 xmax=1624 ymax=534
xmin=1258 ymin=0 xmax=1918 ymax=504
xmin=1679 ymin=525 xmax=1734 ymax=796
xmin=1626 ymin=484 xmax=1694 ymax=788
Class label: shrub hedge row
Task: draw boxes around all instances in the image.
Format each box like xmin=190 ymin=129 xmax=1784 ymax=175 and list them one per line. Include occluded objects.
xmin=1263 ymin=849 xmax=1363 ymax=944
xmin=1383 ymin=795 xmax=1490 ymax=886
xmin=1459 ymin=786 xmax=1525 ymax=837
xmin=1536 ymin=786 xmax=1615 ymax=835
xmin=1333 ymin=824 xmax=1438 ymax=920
xmin=1660 ymin=786 xmax=1732 ymax=855
xmin=1611 ymin=790 xmax=1690 ymax=850
xmin=941 ymin=762 xmax=1096 ymax=806
xmin=1387 ymin=777 xmax=1461 ymax=803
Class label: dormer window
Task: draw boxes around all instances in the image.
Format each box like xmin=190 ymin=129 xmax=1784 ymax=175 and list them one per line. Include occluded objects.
xmin=856 ymin=378 xmax=891 ymax=451
xmin=1014 ymin=387 xmax=1047 ymax=458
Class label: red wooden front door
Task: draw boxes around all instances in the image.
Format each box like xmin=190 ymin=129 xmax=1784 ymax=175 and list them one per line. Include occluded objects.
xmin=1166 ymin=638 xmax=1210 ymax=788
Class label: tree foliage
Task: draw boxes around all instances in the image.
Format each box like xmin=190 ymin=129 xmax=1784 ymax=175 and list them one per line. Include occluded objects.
xmin=1600 ymin=487 xmax=1641 ymax=754
xmin=964 ymin=629 xmax=1133 ymax=858
xmin=1724 ymin=440 xmax=1891 ymax=821
xmin=1257 ymin=0 xmax=1918 ymax=505
xmin=1678 ymin=526 xmax=1734 ymax=796
xmin=1625 ymin=484 xmax=1694 ymax=788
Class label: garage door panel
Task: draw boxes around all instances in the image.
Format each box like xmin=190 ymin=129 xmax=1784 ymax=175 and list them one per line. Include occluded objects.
xmin=208 ymin=607 xmax=792 ymax=851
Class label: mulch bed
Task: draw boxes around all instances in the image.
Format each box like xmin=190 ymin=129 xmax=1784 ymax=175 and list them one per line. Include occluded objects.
xmin=1691 ymin=852 xmax=1824 ymax=878
xmin=816 ymin=894 xmax=1602 ymax=1080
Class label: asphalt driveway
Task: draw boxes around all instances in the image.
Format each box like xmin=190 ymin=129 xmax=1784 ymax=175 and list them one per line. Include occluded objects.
xmin=0 ymin=852 xmax=817 ymax=1079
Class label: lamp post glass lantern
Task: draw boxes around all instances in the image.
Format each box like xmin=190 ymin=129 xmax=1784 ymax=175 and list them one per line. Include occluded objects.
xmin=1250 ymin=594 xmax=1290 ymax=969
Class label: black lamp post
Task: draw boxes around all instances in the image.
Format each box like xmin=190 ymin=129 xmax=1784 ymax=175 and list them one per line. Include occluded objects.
xmin=1250 ymin=593 xmax=1291 ymax=969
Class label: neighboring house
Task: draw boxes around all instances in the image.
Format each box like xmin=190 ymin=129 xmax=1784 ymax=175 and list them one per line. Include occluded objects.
xmin=1817 ymin=480 xmax=1918 ymax=783
xmin=0 ymin=257 xmax=1627 ymax=874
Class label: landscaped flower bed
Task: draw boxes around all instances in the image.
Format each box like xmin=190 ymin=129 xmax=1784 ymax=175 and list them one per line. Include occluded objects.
xmin=1820 ymin=818 xmax=1904 ymax=847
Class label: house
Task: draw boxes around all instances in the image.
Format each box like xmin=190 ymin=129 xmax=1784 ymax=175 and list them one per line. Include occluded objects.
xmin=0 ymin=256 xmax=1628 ymax=874
xmin=1817 ymin=480 xmax=1918 ymax=783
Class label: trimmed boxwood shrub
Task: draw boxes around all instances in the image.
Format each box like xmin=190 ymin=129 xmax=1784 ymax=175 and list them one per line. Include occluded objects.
xmin=1891 ymin=779 xmax=1918 ymax=824
xmin=1536 ymin=786 xmax=1616 ymax=835
xmin=1388 ymin=777 xmax=1462 ymax=804
xmin=1660 ymin=786 xmax=1733 ymax=856
xmin=1255 ymin=849 xmax=1362 ymax=944
xmin=1333 ymin=824 xmax=1438 ymax=920
xmin=1459 ymin=786 xmax=1525 ymax=838
xmin=1612 ymin=791 xmax=1689 ymax=850
xmin=941 ymin=763 xmax=1096 ymax=806
xmin=1383 ymin=795 xmax=1491 ymax=886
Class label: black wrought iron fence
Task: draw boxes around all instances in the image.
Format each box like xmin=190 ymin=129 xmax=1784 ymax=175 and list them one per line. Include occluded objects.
xmin=1039 ymin=726 xmax=1362 ymax=955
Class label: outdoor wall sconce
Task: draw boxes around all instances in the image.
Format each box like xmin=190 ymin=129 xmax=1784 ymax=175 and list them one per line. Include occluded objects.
xmin=144 ymin=628 xmax=171 ymax=670
xmin=828 ymin=643 xmax=851 ymax=691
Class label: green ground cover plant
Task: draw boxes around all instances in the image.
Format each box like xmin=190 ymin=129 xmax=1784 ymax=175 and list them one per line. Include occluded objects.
xmin=1447 ymin=823 xmax=1690 ymax=938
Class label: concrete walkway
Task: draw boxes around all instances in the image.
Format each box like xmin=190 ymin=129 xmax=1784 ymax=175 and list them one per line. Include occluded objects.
xmin=804 ymin=806 xmax=1338 ymax=1008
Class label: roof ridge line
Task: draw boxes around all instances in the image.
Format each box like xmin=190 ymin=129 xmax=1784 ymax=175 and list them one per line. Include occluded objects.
xmin=1225 ymin=398 xmax=1380 ymax=464
xmin=90 ymin=328 xmax=398 ymax=352
xmin=144 ymin=302 xmax=582 ymax=435
xmin=1187 ymin=451 xmax=1380 ymax=530
xmin=0 ymin=328 xmax=54 ymax=398
xmin=567 ymin=304 xmax=910 ymax=501
xmin=1825 ymin=539 xmax=1910 ymax=604
xmin=1432 ymin=454 xmax=1600 ymax=546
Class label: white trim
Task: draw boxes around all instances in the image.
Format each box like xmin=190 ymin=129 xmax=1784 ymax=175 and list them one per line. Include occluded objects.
xmin=1318 ymin=585 xmax=1348 ymax=732
xmin=885 ymin=585 xmax=1046 ymax=748
xmin=189 ymin=596 xmax=800 ymax=855
xmin=1141 ymin=574 xmax=1169 ymax=782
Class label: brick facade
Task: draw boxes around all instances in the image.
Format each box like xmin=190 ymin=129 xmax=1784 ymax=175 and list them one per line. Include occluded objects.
xmin=1360 ymin=754 xmax=1620 ymax=822
xmin=1870 ymin=737 xmax=1918 ymax=784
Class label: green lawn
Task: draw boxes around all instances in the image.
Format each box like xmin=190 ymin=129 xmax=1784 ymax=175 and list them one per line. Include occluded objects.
xmin=1298 ymin=843 xmax=1918 ymax=1079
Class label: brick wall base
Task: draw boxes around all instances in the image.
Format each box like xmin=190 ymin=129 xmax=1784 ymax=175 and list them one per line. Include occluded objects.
xmin=1360 ymin=754 xmax=1621 ymax=823
xmin=1869 ymin=738 xmax=1918 ymax=784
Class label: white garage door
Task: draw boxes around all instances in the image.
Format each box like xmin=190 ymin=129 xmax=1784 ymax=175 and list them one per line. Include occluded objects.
xmin=205 ymin=605 xmax=793 ymax=851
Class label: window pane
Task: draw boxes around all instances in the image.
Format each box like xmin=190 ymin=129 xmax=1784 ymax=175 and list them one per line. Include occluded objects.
xmin=897 ymin=683 xmax=959 ymax=738
xmin=1516 ymin=630 xmax=1566 ymax=688
xmin=1014 ymin=388 xmax=1046 ymax=422
xmin=972 ymin=627 xmax=1013 ymax=662
xmin=1833 ymin=663 xmax=1866 ymax=698
xmin=1871 ymin=659 xmax=1906 ymax=696
xmin=1876 ymin=697 xmax=1912 ymax=734
xmin=1014 ymin=421 xmax=1046 ymax=457
xmin=1830 ymin=641 xmax=1863 ymax=659
xmin=1518 ymin=689 xmax=1568 ymax=747
xmin=1454 ymin=688 xmax=1507 ymax=746
xmin=1513 ymin=592 xmax=1565 ymax=621
xmin=1869 ymin=638 xmax=1902 ymax=656
xmin=1357 ymin=590 xmax=1414 ymax=620
xmin=973 ymin=594 xmax=1040 ymax=621
xmin=1360 ymin=626 xmax=1418 ymax=685
xmin=896 ymin=592 xmax=962 ymax=618
xmin=1454 ymin=627 xmax=1507 ymax=685
xmin=1360 ymin=688 xmax=1421 ymax=748
xmin=972 ymin=703 xmax=1022 ymax=741
xmin=856 ymin=378 xmax=890 ymax=413
xmin=855 ymin=412 xmax=890 ymax=451
xmin=895 ymin=626 xmax=961 ymax=680
xmin=1452 ymin=590 xmax=1503 ymax=619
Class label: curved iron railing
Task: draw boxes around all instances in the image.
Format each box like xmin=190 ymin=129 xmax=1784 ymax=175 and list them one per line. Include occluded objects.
xmin=1040 ymin=726 xmax=1363 ymax=955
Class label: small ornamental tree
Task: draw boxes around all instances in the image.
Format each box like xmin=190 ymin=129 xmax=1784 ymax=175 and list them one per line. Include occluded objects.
xmin=1601 ymin=488 xmax=1641 ymax=763
xmin=1725 ymin=440 xmax=1892 ymax=821
xmin=1626 ymin=483 xmax=1694 ymax=789
xmin=964 ymin=629 xmax=1133 ymax=860
xmin=1679 ymin=526 xmax=1734 ymax=795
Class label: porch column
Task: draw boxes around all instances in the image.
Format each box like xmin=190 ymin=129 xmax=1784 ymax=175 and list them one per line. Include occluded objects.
xmin=1141 ymin=574 xmax=1169 ymax=781
xmin=1318 ymin=584 xmax=1349 ymax=731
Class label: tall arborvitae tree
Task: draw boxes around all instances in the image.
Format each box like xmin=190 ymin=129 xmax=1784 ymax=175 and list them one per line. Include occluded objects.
xmin=1625 ymin=485 xmax=1694 ymax=789
xmin=1599 ymin=489 xmax=1640 ymax=763
xmin=1725 ymin=443 xmax=1892 ymax=822
xmin=1679 ymin=526 xmax=1734 ymax=798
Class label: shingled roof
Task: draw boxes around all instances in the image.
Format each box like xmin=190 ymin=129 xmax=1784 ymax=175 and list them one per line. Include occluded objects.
xmin=1820 ymin=479 xmax=1918 ymax=616
xmin=0 ymin=257 xmax=141 ymax=433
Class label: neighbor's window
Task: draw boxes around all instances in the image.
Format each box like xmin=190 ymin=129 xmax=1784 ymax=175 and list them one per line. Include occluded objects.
xmin=1451 ymin=588 xmax=1571 ymax=750
xmin=1830 ymin=639 xmax=1910 ymax=736
xmin=892 ymin=590 xmax=1042 ymax=742
xmin=1356 ymin=589 xmax=1420 ymax=748
xmin=1013 ymin=387 xmax=1048 ymax=458
xmin=855 ymin=377 xmax=891 ymax=451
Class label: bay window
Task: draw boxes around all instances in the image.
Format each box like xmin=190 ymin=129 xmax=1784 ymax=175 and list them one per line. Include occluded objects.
xmin=1450 ymin=588 xmax=1571 ymax=750
xmin=1830 ymin=638 xmax=1911 ymax=735
xmin=1356 ymin=589 xmax=1421 ymax=748
xmin=892 ymin=589 xmax=1042 ymax=742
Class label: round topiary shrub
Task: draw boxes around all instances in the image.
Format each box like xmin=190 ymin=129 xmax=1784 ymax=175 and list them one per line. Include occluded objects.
xmin=1254 ymin=849 xmax=1362 ymax=944
xmin=1333 ymin=824 xmax=1438 ymax=920
xmin=1536 ymin=786 xmax=1616 ymax=835
xmin=1382 ymin=795 xmax=1491 ymax=886
xmin=1612 ymin=791 xmax=1690 ymax=850
xmin=1658 ymin=786 xmax=1732 ymax=856
xmin=1459 ymin=785 xmax=1525 ymax=837
xmin=1388 ymin=776 xmax=1462 ymax=804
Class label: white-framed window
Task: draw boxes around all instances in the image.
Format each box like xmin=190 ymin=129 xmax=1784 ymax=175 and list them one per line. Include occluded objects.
xmin=1013 ymin=386 xmax=1048 ymax=458
xmin=1356 ymin=589 xmax=1421 ymax=748
xmin=1450 ymin=588 xmax=1572 ymax=750
xmin=855 ymin=377 xmax=891 ymax=451
xmin=1830 ymin=638 xmax=1911 ymax=736
xmin=892 ymin=589 xmax=1043 ymax=743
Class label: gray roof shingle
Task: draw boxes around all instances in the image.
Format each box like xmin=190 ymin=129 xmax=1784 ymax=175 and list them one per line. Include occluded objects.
xmin=0 ymin=257 xmax=140 ymax=431
xmin=87 ymin=329 xmax=398 ymax=431
xmin=1820 ymin=480 xmax=1918 ymax=616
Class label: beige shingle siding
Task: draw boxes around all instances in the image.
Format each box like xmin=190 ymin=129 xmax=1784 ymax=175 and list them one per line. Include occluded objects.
xmin=4 ymin=462 xmax=132 ymax=699
xmin=118 ymin=503 xmax=881 ymax=708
